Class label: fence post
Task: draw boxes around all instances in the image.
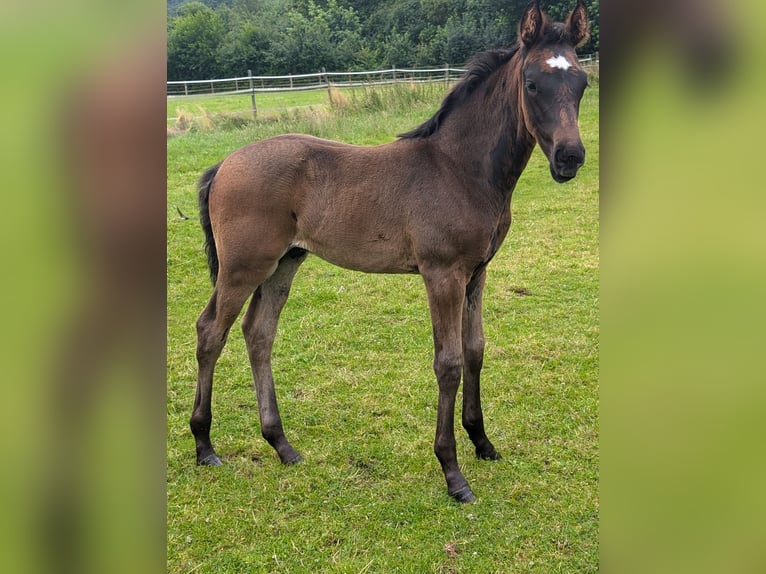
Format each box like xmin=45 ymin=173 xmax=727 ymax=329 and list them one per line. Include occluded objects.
xmin=323 ymin=67 xmax=334 ymax=106
xmin=444 ymin=63 xmax=449 ymax=87
xmin=248 ymin=69 xmax=257 ymax=120
xmin=289 ymin=74 xmax=293 ymax=89
xmin=184 ymin=82 xmax=188 ymax=96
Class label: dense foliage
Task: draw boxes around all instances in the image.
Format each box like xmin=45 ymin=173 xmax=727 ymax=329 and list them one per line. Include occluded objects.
xmin=168 ymin=0 xmax=599 ymax=80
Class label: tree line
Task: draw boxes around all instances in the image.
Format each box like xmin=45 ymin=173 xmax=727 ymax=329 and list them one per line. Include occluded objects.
xmin=167 ymin=0 xmax=599 ymax=81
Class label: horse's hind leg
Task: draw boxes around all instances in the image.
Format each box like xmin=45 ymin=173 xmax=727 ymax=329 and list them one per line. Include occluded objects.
xmin=461 ymin=268 xmax=501 ymax=461
xmin=241 ymin=248 xmax=307 ymax=464
xmin=191 ymin=280 xmax=258 ymax=466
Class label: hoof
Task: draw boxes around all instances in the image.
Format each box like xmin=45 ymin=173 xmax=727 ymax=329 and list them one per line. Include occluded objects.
xmin=449 ymin=486 xmax=476 ymax=504
xmin=477 ymin=448 xmax=502 ymax=461
xmin=282 ymin=453 xmax=303 ymax=465
xmin=198 ymin=453 xmax=222 ymax=466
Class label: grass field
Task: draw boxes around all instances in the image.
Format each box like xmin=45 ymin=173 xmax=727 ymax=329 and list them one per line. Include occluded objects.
xmin=168 ymin=89 xmax=328 ymax=123
xmin=167 ymin=82 xmax=599 ymax=572
xmin=167 ymin=83 xmax=454 ymax=130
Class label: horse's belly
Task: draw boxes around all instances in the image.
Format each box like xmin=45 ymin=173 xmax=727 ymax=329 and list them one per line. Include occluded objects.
xmin=293 ymin=235 xmax=418 ymax=274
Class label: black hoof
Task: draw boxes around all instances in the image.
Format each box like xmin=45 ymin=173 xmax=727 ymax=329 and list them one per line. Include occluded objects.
xmin=477 ymin=448 xmax=502 ymax=461
xmin=449 ymin=486 xmax=476 ymax=504
xmin=282 ymin=453 xmax=303 ymax=465
xmin=198 ymin=453 xmax=222 ymax=466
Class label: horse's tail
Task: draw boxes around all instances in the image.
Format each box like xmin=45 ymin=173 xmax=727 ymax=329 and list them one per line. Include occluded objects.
xmin=198 ymin=162 xmax=222 ymax=285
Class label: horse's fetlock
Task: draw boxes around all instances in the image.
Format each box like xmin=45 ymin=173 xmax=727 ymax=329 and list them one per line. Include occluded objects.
xmin=261 ymin=424 xmax=284 ymax=445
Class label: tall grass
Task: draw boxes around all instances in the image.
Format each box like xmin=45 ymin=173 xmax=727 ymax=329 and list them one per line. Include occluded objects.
xmin=330 ymin=81 xmax=449 ymax=114
xmin=168 ymin=82 xmax=452 ymax=135
xmin=167 ymin=80 xmax=599 ymax=573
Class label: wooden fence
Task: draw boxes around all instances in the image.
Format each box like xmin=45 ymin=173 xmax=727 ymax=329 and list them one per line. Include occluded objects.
xmin=166 ymin=56 xmax=598 ymax=125
xmin=167 ymin=65 xmax=465 ymax=98
xmin=166 ymin=56 xmax=598 ymax=97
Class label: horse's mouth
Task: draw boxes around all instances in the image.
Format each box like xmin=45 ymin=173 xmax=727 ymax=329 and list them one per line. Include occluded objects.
xmin=550 ymin=165 xmax=578 ymax=183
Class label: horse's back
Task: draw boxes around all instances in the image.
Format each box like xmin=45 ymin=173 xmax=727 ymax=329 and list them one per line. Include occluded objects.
xmin=215 ymin=134 xmax=385 ymax=196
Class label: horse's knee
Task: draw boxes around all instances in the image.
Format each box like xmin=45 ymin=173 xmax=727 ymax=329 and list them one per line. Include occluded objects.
xmin=433 ymin=352 xmax=463 ymax=386
xmin=189 ymin=410 xmax=211 ymax=436
xmin=434 ymin=429 xmax=457 ymax=455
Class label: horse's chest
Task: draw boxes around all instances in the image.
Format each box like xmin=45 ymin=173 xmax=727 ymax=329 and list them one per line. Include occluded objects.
xmin=485 ymin=210 xmax=512 ymax=263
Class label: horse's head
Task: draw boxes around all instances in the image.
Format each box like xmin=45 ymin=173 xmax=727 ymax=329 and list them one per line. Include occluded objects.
xmin=518 ymin=0 xmax=590 ymax=183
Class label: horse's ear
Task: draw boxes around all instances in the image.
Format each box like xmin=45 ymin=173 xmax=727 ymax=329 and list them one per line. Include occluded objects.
xmin=566 ymin=0 xmax=590 ymax=48
xmin=520 ymin=1 xmax=543 ymax=47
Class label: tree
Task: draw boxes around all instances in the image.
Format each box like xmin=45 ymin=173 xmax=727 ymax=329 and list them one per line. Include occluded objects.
xmin=165 ymin=0 xmax=599 ymax=79
xmin=167 ymin=3 xmax=226 ymax=80
xmin=215 ymin=0 xmax=288 ymax=76
xmin=217 ymin=21 xmax=274 ymax=77
xmin=269 ymin=0 xmax=364 ymax=73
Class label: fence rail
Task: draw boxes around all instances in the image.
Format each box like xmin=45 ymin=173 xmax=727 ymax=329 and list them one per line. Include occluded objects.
xmin=167 ymin=66 xmax=467 ymax=97
xmin=166 ymin=56 xmax=598 ymax=126
xmin=166 ymin=56 xmax=598 ymax=98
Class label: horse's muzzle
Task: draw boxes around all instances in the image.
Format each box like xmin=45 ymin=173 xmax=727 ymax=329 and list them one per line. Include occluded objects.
xmin=551 ymin=143 xmax=585 ymax=183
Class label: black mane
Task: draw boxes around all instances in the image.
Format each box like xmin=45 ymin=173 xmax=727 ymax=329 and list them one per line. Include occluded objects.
xmin=398 ymin=47 xmax=518 ymax=139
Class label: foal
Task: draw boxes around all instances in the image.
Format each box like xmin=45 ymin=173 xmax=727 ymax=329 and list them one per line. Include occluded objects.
xmin=191 ymin=0 xmax=590 ymax=502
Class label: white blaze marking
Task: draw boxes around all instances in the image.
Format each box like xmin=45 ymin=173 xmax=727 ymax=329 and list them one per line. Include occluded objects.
xmin=546 ymin=55 xmax=572 ymax=71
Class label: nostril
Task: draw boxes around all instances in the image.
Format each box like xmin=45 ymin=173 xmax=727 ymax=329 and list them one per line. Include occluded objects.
xmin=555 ymin=146 xmax=584 ymax=169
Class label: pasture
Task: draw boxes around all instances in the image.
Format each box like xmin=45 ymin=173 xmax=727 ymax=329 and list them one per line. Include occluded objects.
xmin=167 ymin=82 xmax=599 ymax=572
xmin=167 ymin=82 xmax=457 ymax=131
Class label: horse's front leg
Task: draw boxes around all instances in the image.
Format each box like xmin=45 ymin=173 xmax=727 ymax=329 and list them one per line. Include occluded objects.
xmin=422 ymin=267 xmax=475 ymax=503
xmin=462 ymin=267 xmax=501 ymax=460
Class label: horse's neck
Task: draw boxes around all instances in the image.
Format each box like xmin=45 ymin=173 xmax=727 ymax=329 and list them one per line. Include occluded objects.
xmin=433 ymin=59 xmax=535 ymax=201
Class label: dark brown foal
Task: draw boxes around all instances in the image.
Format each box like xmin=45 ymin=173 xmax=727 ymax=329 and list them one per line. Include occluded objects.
xmin=191 ymin=0 xmax=590 ymax=502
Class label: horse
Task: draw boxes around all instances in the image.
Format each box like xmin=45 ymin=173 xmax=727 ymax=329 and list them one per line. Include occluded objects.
xmin=190 ymin=0 xmax=590 ymax=503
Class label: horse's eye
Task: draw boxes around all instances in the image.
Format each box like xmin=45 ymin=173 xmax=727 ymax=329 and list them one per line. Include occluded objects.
xmin=525 ymin=80 xmax=538 ymax=95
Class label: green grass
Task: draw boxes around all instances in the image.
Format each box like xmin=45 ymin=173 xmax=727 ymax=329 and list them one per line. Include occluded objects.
xmin=167 ymin=83 xmax=599 ymax=573
xmin=167 ymin=83 xmax=454 ymax=130
xmin=168 ymin=89 xmax=330 ymax=122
